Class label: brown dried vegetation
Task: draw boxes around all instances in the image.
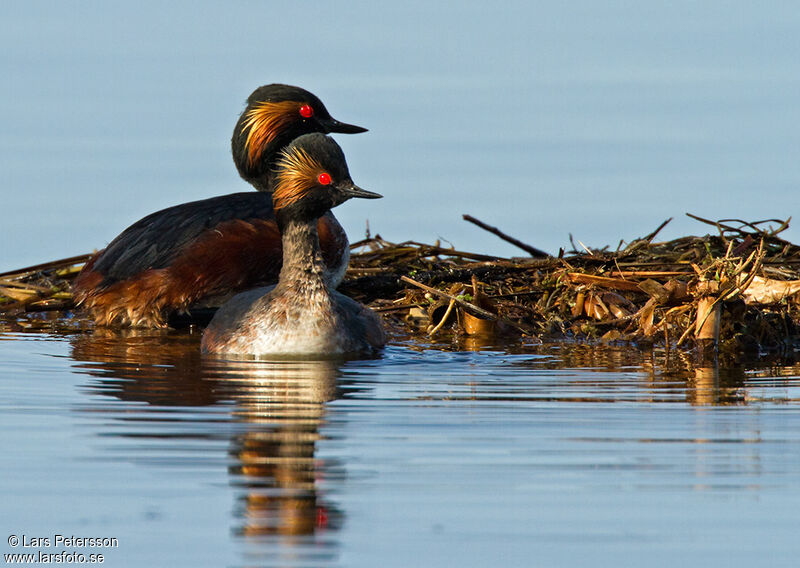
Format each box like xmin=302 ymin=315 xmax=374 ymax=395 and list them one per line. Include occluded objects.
xmin=4 ymin=214 xmax=800 ymax=356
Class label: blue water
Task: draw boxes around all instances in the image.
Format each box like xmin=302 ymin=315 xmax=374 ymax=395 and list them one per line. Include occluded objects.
xmin=2 ymin=1 xmax=800 ymax=271
xmin=3 ymin=3 xmax=800 ymax=565
xmin=1 ymin=328 xmax=799 ymax=567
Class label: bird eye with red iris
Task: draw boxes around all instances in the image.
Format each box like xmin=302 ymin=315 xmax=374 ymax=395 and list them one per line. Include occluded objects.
xmin=299 ymin=104 xmax=314 ymax=118
xmin=317 ymin=172 xmax=332 ymax=185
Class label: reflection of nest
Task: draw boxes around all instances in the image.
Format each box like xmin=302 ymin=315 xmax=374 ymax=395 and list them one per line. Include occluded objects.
xmin=4 ymin=215 xmax=800 ymax=355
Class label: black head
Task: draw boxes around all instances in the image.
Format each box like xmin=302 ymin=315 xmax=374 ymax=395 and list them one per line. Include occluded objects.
xmin=273 ymin=133 xmax=381 ymax=228
xmin=231 ymin=84 xmax=367 ymax=189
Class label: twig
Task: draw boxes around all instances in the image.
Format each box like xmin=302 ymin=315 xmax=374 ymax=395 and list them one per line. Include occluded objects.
xmin=349 ymin=235 xmax=397 ymax=250
xmin=353 ymin=241 xmax=501 ymax=262
xmin=373 ymin=302 xmax=427 ymax=313
xmin=577 ymin=240 xmax=594 ymax=255
xmin=643 ymin=217 xmax=673 ymax=243
xmin=687 ymin=213 xmax=791 ymax=242
xmin=400 ymin=275 xmax=534 ymax=335
xmin=428 ymin=298 xmax=456 ymax=336
xmin=609 ymin=271 xmax=688 ymax=278
xmin=0 ymin=253 xmax=93 ymax=278
xmin=717 ymin=217 xmax=791 ymax=237
xmin=402 ymin=241 xmax=503 ymax=261
xmin=462 ymin=214 xmax=549 ymax=258
xmin=566 ymin=273 xmax=643 ymax=292
xmin=0 ymin=279 xmax=53 ymax=293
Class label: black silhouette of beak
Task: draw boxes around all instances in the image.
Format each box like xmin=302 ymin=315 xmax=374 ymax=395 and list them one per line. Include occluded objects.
xmin=323 ymin=117 xmax=368 ymax=134
xmin=341 ymin=183 xmax=382 ymax=200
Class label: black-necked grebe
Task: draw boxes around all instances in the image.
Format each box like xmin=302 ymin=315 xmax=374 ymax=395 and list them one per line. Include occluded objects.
xmin=201 ymin=133 xmax=385 ymax=357
xmin=73 ymin=84 xmax=366 ymax=327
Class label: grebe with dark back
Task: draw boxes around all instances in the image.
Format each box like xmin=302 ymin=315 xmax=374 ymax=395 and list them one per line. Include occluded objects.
xmin=202 ymin=133 xmax=385 ymax=357
xmin=73 ymin=84 xmax=366 ymax=327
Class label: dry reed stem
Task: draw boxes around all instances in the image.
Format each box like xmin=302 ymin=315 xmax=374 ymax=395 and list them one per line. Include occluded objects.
xmin=428 ymin=298 xmax=457 ymax=336
xmin=400 ymin=275 xmax=534 ymax=335
xmin=462 ymin=214 xmax=550 ymax=258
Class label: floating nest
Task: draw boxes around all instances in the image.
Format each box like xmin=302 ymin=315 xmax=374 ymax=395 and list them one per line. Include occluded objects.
xmin=3 ymin=214 xmax=800 ymax=358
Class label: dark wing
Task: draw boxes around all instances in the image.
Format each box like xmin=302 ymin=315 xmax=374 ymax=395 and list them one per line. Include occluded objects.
xmin=334 ymin=293 xmax=387 ymax=350
xmin=91 ymin=192 xmax=275 ymax=286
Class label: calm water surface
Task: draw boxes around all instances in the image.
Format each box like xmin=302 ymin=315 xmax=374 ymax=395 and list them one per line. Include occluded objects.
xmin=4 ymin=2 xmax=800 ymax=269
xmin=3 ymin=3 xmax=800 ymax=565
xmin=1 ymin=324 xmax=799 ymax=567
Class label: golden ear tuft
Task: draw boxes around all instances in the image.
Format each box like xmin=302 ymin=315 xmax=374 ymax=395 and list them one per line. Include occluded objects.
xmin=273 ymin=147 xmax=326 ymax=210
xmin=240 ymin=101 xmax=301 ymax=169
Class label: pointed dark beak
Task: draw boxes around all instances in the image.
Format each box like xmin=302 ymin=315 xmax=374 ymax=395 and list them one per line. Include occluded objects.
xmin=323 ymin=118 xmax=368 ymax=134
xmin=343 ymin=183 xmax=382 ymax=200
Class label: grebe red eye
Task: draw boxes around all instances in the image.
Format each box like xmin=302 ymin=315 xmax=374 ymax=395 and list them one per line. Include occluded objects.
xmin=299 ymin=104 xmax=314 ymax=118
xmin=317 ymin=172 xmax=332 ymax=185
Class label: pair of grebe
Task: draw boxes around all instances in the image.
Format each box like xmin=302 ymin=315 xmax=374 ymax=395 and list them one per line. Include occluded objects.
xmin=73 ymin=85 xmax=385 ymax=356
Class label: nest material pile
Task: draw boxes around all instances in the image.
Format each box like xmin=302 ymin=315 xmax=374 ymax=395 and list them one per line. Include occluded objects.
xmin=3 ymin=214 xmax=800 ymax=354
xmin=341 ymin=214 xmax=800 ymax=354
xmin=0 ymin=254 xmax=89 ymax=317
